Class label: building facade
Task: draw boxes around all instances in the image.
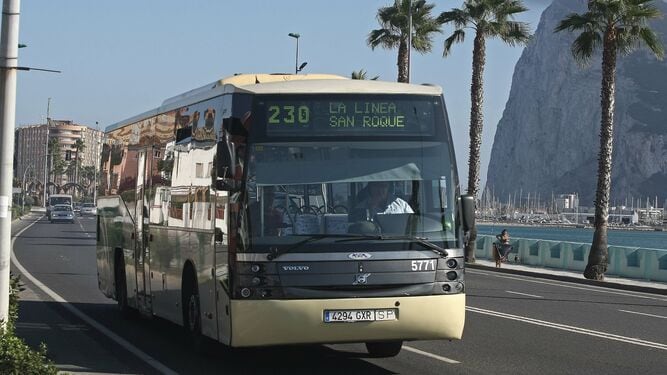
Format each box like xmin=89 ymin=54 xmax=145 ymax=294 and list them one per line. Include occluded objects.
xmin=15 ymin=119 xmax=103 ymax=202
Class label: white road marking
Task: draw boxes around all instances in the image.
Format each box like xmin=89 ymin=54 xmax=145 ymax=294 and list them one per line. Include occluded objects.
xmin=505 ymin=290 xmax=543 ymax=298
xmin=11 ymin=216 xmax=179 ymax=375
xmin=403 ymin=345 xmax=461 ymax=364
xmin=618 ymin=309 xmax=667 ymax=320
xmin=467 ymin=269 xmax=667 ymax=302
xmin=467 ymin=306 xmax=667 ymax=351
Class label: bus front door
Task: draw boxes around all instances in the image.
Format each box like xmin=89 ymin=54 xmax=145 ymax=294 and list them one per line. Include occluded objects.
xmin=135 ymin=149 xmax=152 ymax=315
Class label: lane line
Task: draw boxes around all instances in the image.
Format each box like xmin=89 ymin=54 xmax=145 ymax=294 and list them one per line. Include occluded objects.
xmin=505 ymin=290 xmax=543 ymax=298
xmin=11 ymin=216 xmax=179 ymax=375
xmin=618 ymin=309 xmax=667 ymax=320
xmin=403 ymin=345 xmax=460 ymax=364
xmin=467 ymin=306 xmax=667 ymax=351
xmin=467 ymin=269 xmax=667 ymax=302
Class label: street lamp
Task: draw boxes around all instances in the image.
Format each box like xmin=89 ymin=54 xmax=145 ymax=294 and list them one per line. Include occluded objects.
xmin=288 ymin=33 xmax=307 ymax=74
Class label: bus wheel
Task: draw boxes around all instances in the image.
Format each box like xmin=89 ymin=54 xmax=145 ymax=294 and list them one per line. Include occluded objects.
xmin=114 ymin=256 xmax=131 ymax=317
xmin=365 ymin=341 xmax=403 ymax=357
xmin=183 ymin=277 xmax=203 ymax=351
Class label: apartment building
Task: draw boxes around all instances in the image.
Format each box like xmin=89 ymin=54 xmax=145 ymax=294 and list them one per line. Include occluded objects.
xmin=15 ymin=119 xmax=103 ymax=200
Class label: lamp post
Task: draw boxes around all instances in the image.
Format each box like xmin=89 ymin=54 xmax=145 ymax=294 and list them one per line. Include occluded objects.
xmin=0 ymin=0 xmax=21 ymax=330
xmin=288 ymin=33 xmax=307 ymax=74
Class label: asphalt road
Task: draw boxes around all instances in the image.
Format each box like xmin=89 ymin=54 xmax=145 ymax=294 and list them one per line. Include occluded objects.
xmin=10 ymin=213 xmax=667 ymax=374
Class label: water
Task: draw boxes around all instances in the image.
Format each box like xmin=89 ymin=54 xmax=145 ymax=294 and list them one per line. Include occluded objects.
xmin=478 ymin=224 xmax=667 ymax=250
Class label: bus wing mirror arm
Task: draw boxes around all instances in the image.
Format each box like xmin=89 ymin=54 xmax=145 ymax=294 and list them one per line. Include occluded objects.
xmin=460 ymin=194 xmax=475 ymax=232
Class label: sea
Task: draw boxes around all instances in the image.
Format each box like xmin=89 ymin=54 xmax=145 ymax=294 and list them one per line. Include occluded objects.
xmin=477 ymin=224 xmax=667 ymax=251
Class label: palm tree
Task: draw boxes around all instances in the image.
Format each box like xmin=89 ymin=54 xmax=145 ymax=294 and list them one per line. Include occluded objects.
xmin=555 ymin=0 xmax=664 ymax=280
xmin=439 ymin=0 xmax=531 ymax=262
xmin=368 ymin=0 xmax=441 ymax=83
xmin=351 ymin=69 xmax=380 ymax=80
xmin=73 ymin=138 xmax=86 ymax=185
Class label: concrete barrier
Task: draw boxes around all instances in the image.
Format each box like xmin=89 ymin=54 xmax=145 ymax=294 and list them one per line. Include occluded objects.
xmin=476 ymin=235 xmax=667 ymax=282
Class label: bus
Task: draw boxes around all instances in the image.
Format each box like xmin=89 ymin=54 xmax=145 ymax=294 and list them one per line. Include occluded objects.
xmin=96 ymin=73 xmax=474 ymax=357
xmin=47 ymin=194 xmax=73 ymax=219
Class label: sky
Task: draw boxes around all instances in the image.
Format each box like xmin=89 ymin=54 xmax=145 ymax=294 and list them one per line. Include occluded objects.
xmin=13 ymin=0 xmax=553 ymax=190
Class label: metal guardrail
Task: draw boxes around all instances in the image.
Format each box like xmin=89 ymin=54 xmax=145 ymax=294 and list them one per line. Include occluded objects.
xmin=474 ymin=235 xmax=667 ymax=282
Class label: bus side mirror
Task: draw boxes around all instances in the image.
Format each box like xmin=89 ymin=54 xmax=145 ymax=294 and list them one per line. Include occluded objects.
xmin=460 ymin=194 xmax=475 ymax=232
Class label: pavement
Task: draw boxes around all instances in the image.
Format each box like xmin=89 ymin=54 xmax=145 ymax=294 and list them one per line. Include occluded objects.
xmin=468 ymin=258 xmax=667 ymax=295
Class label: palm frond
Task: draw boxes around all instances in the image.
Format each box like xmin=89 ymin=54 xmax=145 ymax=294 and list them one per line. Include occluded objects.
xmin=367 ymin=28 xmax=400 ymax=50
xmin=438 ymin=9 xmax=472 ymax=29
xmin=571 ymin=30 xmax=602 ymax=66
xmin=443 ymin=29 xmax=466 ymax=57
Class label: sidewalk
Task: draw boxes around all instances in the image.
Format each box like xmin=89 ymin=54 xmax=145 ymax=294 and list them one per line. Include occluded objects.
xmin=468 ymin=259 xmax=667 ymax=295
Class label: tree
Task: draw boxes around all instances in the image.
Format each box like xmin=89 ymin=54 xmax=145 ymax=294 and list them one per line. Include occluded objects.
xmin=351 ymin=69 xmax=380 ymax=80
xmin=48 ymin=138 xmax=66 ymax=186
xmin=439 ymin=0 xmax=531 ymax=262
xmin=555 ymin=0 xmax=664 ymax=280
xmin=73 ymin=138 xmax=85 ymax=185
xmin=368 ymin=0 xmax=441 ymax=83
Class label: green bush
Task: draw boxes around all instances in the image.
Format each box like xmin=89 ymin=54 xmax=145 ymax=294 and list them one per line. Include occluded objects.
xmin=0 ymin=274 xmax=58 ymax=374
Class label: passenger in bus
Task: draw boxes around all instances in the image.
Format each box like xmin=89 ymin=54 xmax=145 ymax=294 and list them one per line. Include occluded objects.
xmin=249 ymin=187 xmax=284 ymax=236
xmin=353 ymin=181 xmax=413 ymax=221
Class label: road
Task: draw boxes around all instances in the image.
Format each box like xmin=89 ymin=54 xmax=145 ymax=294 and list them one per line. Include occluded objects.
xmin=11 ymin=213 xmax=667 ymax=374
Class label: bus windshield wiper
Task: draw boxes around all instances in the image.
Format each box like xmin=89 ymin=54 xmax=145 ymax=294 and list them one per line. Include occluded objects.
xmin=335 ymin=235 xmax=448 ymax=257
xmin=266 ymin=234 xmax=375 ymax=261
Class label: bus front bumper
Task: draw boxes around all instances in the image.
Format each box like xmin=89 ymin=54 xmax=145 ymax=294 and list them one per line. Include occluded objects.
xmin=230 ymin=293 xmax=465 ymax=347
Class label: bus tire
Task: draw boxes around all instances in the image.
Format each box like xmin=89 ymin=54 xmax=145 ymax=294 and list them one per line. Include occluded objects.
xmin=182 ymin=270 xmax=203 ymax=352
xmin=114 ymin=251 xmax=132 ymax=317
xmin=365 ymin=340 xmax=403 ymax=357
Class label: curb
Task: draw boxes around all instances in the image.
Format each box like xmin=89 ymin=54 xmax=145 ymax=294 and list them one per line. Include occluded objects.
xmin=466 ymin=262 xmax=667 ymax=296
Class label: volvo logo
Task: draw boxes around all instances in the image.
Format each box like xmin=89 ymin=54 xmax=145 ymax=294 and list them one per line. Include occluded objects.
xmin=353 ymin=273 xmax=371 ymax=285
xmin=348 ymin=252 xmax=372 ymax=260
xmin=281 ymin=265 xmax=310 ymax=271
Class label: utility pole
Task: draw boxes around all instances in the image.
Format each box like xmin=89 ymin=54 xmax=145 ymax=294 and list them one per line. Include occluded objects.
xmin=93 ymin=122 xmax=99 ymax=203
xmin=0 ymin=0 xmax=21 ymax=329
xmin=42 ymin=97 xmax=50 ymax=207
xmin=406 ymin=0 xmax=412 ymax=83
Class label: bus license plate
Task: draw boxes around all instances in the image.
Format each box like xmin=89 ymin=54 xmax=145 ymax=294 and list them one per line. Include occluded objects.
xmin=323 ymin=309 xmax=397 ymax=323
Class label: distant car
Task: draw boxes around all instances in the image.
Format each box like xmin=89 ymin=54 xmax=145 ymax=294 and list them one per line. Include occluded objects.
xmin=50 ymin=204 xmax=75 ymax=223
xmin=73 ymin=203 xmax=81 ymax=213
xmin=80 ymin=203 xmax=97 ymax=216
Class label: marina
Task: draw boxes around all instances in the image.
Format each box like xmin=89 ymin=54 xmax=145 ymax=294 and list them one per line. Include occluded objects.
xmin=477 ymin=223 xmax=667 ymax=251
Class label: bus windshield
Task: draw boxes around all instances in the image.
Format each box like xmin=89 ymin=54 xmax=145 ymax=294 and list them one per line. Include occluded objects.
xmin=245 ymin=140 xmax=458 ymax=248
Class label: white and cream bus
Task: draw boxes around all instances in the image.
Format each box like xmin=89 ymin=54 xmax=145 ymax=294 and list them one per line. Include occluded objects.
xmin=96 ymin=73 xmax=474 ymax=357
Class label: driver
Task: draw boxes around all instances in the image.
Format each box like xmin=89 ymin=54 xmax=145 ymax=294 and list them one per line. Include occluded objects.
xmin=356 ymin=181 xmax=413 ymax=219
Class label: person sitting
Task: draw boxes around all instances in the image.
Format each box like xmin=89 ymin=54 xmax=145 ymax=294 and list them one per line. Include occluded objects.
xmin=352 ymin=181 xmax=413 ymax=222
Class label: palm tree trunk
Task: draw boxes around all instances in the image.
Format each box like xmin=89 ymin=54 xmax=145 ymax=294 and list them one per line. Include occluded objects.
xmin=584 ymin=29 xmax=617 ymax=280
xmin=397 ymin=38 xmax=409 ymax=83
xmin=465 ymin=31 xmax=486 ymax=263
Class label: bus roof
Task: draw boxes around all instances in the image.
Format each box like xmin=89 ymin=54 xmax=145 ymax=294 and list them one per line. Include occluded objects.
xmin=105 ymin=73 xmax=443 ymax=133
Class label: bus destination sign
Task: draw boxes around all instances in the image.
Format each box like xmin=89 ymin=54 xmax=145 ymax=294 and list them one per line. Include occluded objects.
xmin=261 ymin=96 xmax=436 ymax=136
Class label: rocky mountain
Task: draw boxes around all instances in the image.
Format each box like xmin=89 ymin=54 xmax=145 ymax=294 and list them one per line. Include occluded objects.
xmin=485 ymin=0 xmax=667 ymax=208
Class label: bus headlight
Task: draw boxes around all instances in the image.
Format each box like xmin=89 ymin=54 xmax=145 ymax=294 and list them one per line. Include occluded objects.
xmin=240 ymin=288 xmax=252 ymax=298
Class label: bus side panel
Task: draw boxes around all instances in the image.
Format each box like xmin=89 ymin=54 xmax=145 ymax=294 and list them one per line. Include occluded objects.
xmin=149 ymin=226 xmax=188 ymax=325
xmin=96 ymin=196 xmax=135 ymax=302
xmin=190 ymin=230 xmax=217 ymax=340
xmin=96 ymin=216 xmax=113 ymax=298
